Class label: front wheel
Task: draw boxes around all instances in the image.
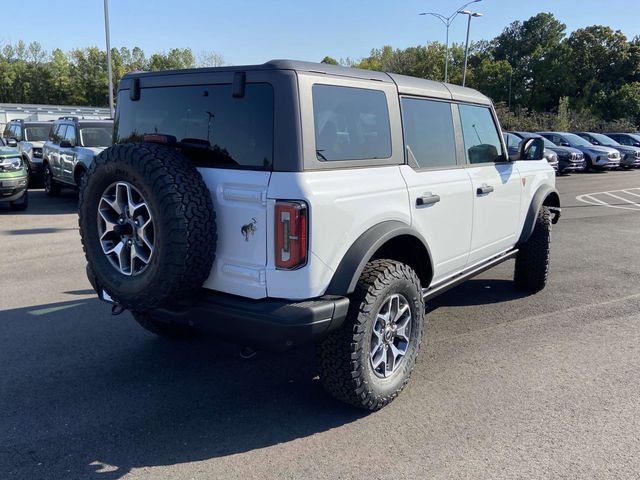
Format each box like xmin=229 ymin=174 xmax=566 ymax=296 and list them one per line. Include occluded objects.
xmin=43 ymin=163 xmax=61 ymax=196
xmin=317 ymin=259 xmax=425 ymax=411
xmin=514 ymin=206 xmax=551 ymax=292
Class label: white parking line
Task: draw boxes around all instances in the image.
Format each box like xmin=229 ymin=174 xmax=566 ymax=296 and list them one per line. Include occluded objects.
xmin=576 ymin=188 xmax=640 ymax=211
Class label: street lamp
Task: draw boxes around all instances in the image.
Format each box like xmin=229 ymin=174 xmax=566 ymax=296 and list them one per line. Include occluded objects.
xmin=103 ymin=0 xmax=114 ymax=118
xmin=419 ymin=0 xmax=481 ymax=83
xmin=459 ymin=10 xmax=483 ymax=87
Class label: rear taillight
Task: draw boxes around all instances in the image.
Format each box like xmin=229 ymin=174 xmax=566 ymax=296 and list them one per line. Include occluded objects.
xmin=275 ymin=201 xmax=308 ymax=270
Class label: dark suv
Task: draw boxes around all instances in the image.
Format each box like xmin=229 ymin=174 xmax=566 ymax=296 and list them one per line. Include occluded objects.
xmin=42 ymin=117 xmax=113 ymax=195
xmin=2 ymin=119 xmax=51 ymax=185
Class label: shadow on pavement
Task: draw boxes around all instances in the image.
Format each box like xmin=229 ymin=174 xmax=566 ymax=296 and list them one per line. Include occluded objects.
xmin=0 ymin=298 xmax=365 ymax=479
xmin=1 ymin=278 xmax=532 ymax=478
xmin=0 ymin=189 xmax=78 ymax=216
xmin=427 ymin=278 xmax=529 ymax=311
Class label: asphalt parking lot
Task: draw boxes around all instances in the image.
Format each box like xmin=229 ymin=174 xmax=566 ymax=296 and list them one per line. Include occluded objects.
xmin=1 ymin=170 xmax=640 ymax=480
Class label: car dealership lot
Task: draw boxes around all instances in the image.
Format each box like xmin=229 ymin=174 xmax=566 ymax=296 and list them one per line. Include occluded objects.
xmin=1 ymin=171 xmax=640 ymax=479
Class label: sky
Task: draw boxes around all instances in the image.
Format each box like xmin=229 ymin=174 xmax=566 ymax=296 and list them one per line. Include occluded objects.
xmin=1 ymin=0 xmax=639 ymax=65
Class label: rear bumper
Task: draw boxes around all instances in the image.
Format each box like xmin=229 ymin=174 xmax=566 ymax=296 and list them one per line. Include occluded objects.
xmin=138 ymin=290 xmax=350 ymax=351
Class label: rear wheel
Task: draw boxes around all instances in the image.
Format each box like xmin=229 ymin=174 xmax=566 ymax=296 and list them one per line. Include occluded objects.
xmin=317 ymin=259 xmax=425 ymax=411
xmin=44 ymin=163 xmax=61 ymax=196
xmin=514 ymin=206 xmax=551 ymax=292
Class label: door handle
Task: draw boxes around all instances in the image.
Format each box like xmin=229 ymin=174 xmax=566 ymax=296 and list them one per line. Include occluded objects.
xmin=476 ymin=184 xmax=494 ymax=195
xmin=416 ymin=193 xmax=441 ymax=206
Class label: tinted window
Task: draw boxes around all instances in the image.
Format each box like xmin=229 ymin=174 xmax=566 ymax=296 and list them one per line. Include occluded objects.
xmin=80 ymin=126 xmax=112 ymax=147
xmin=313 ymin=84 xmax=391 ymax=161
xmin=503 ymin=132 xmax=521 ymax=150
xmin=115 ymin=83 xmax=274 ymax=169
xmin=63 ymin=125 xmax=77 ymax=146
xmin=458 ymin=104 xmax=503 ymax=164
xmin=13 ymin=124 xmax=22 ymax=140
xmin=3 ymin=125 xmax=11 ymax=137
xmin=24 ymin=126 xmax=49 ymax=142
xmin=401 ymin=98 xmax=456 ymax=169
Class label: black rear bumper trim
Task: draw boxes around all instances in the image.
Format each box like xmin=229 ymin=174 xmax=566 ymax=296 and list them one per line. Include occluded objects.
xmin=148 ymin=291 xmax=350 ymax=351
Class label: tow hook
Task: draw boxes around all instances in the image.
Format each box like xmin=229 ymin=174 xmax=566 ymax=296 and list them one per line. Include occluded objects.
xmin=549 ymin=206 xmax=561 ymax=224
xmin=111 ymin=304 xmax=126 ymax=316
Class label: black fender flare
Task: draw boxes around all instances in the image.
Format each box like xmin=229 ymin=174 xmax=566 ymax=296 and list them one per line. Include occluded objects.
xmin=517 ymin=185 xmax=560 ymax=245
xmin=325 ymin=220 xmax=433 ymax=296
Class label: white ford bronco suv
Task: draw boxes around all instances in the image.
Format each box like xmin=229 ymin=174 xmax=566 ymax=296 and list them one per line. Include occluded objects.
xmin=79 ymin=60 xmax=560 ymax=410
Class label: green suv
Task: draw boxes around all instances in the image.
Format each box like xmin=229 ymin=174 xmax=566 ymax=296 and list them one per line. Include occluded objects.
xmin=0 ymin=146 xmax=28 ymax=210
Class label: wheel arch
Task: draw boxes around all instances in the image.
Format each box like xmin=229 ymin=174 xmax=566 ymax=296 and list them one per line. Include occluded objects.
xmin=517 ymin=185 xmax=560 ymax=245
xmin=74 ymin=163 xmax=87 ymax=186
xmin=325 ymin=221 xmax=434 ymax=295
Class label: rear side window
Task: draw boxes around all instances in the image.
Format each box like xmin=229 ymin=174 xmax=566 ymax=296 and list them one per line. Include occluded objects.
xmin=313 ymin=84 xmax=391 ymax=161
xmin=24 ymin=126 xmax=49 ymax=142
xmin=458 ymin=104 xmax=503 ymax=164
xmin=401 ymin=98 xmax=456 ymax=169
xmin=115 ymin=83 xmax=274 ymax=169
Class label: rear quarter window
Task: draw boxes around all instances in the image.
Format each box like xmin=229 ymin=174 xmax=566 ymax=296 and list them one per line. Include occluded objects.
xmin=312 ymin=84 xmax=391 ymax=162
xmin=114 ymin=83 xmax=274 ymax=170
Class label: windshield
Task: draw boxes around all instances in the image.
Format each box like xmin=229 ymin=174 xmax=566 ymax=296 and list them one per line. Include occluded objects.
xmin=564 ymin=133 xmax=593 ymax=147
xmin=24 ymin=126 xmax=49 ymax=142
xmin=79 ymin=126 xmax=113 ymax=147
xmin=590 ymin=133 xmax=620 ymax=146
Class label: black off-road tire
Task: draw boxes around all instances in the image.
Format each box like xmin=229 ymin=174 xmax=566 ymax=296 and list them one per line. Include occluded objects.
xmin=514 ymin=206 xmax=551 ymax=292
xmin=10 ymin=190 xmax=28 ymax=211
xmin=316 ymin=259 xmax=425 ymax=411
xmin=132 ymin=311 xmax=196 ymax=339
xmin=43 ymin=163 xmax=61 ymax=196
xmin=79 ymin=143 xmax=217 ymax=310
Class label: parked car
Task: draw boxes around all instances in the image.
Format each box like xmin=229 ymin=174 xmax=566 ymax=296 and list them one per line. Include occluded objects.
xmin=604 ymin=133 xmax=640 ymax=148
xmin=574 ymin=132 xmax=640 ymax=169
xmin=511 ymin=131 xmax=585 ymax=174
xmin=2 ymin=119 xmax=51 ymax=185
xmin=0 ymin=146 xmax=28 ymax=210
xmin=78 ymin=60 xmax=559 ymax=410
xmin=504 ymin=131 xmax=558 ymax=172
xmin=537 ymin=132 xmax=620 ymax=171
xmin=42 ymin=117 xmax=113 ymax=195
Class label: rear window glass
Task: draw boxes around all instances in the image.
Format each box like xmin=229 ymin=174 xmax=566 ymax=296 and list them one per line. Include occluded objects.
xmin=115 ymin=83 xmax=274 ymax=169
xmin=24 ymin=126 xmax=49 ymax=142
xmin=80 ymin=126 xmax=112 ymax=147
xmin=313 ymin=84 xmax=391 ymax=161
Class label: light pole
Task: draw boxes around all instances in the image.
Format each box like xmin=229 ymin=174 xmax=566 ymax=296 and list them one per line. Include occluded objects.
xmin=419 ymin=0 xmax=481 ymax=83
xmin=459 ymin=10 xmax=483 ymax=87
xmin=103 ymin=0 xmax=114 ymax=118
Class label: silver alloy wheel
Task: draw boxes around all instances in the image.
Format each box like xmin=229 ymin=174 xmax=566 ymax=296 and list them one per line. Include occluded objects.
xmin=97 ymin=181 xmax=154 ymax=276
xmin=370 ymin=293 xmax=412 ymax=378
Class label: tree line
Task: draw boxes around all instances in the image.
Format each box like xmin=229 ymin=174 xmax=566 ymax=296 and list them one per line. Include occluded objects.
xmin=1 ymin=12 xmax=639 ymax=132
xmin=322 ymin=13 xmax=640 ymax=132
xmin=0 ymin=42 xmax=223 ymax=107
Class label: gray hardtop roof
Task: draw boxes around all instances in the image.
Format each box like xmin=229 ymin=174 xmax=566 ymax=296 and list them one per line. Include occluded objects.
xmin=121 ymin=59 xmax=491 ymax=105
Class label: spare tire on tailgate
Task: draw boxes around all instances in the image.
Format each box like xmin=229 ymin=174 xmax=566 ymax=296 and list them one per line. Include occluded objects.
xmin=79 ymin=143 xmax=217 ymax=310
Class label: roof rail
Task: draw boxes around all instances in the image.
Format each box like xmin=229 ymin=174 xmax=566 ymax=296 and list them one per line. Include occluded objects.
xmin=58 ymin=116 xmax=79 ymax=122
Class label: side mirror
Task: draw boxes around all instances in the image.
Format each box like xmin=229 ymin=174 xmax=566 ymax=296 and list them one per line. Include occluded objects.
xmin=559 ymin=141 xmax=570 ymax=147
xmin=510 ymin=137 xmax=545 ymax=161
xmin=60 ymin=140 xmax=74 ymax=148
xmin=7 ymin=138 xmax=17 ymax=147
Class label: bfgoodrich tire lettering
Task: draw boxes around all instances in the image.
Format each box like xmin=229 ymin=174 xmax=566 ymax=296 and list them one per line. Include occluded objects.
xmin=78 ymin=143 xmax=217 ymax=310
xmin=514 ymin=206 xmax=551 ymax=292
xmin=317 ymin=259 xmax=425 ymax=410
